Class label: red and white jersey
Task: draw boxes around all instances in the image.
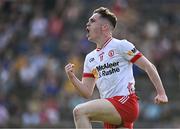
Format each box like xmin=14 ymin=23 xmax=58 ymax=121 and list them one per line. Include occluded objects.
xmin=83 ymin=38 xmax=142 ymax=98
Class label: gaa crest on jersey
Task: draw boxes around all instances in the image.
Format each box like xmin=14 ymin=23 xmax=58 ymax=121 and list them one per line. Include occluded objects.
xmin=108 ymin=50 xmax=114 ymax=57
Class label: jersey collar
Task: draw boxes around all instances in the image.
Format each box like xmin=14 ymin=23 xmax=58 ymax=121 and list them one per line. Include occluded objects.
xmin=96 ymin=37 xmax=112 ymax=51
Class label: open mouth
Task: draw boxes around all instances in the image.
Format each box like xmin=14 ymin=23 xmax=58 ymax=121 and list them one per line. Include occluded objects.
xmin=86 ymin=28 xmax=90 ymax=38
xmin=86 ymin=28 xmax=90 ymax=33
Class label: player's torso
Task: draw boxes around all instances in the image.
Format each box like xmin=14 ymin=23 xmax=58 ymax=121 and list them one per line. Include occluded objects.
xmin=88 ymin=39 xmax=134 ymax=98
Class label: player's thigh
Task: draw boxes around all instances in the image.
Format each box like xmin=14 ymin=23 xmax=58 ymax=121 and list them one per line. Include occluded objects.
xmin=74 ymin=99 xmax=122 ymax=125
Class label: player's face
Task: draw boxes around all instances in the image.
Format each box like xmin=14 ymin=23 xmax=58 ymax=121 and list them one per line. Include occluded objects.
xmin=86 ymin=13 xmax=104 ymax=42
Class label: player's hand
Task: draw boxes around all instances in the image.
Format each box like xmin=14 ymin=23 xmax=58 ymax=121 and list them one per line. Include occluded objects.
xmin=65 ymin=63 xmax=75 ymax=78
xmin=154 ymin=94 xmax=168 ymax=104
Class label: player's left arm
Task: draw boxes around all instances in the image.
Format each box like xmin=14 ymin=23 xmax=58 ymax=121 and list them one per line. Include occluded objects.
xmin=134 ymin=55 xmax=168 ymax=104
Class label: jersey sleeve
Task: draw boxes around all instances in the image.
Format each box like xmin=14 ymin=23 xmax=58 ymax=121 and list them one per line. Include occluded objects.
xmin=120 ymin=40 xmax=142 ymax=63
xmin=83 ymin=55 xmax=95 ymax=78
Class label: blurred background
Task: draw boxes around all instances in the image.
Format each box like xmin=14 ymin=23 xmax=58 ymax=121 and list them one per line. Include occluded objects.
xmin=0 ymin=0 xmax=179 ymax=128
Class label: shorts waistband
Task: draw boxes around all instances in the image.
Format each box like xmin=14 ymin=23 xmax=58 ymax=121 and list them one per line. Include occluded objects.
xmin=109 ymin=93 xmax=139 ymax=100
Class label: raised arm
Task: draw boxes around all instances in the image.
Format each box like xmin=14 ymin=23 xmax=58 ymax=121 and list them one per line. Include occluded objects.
xmin=65 ymin=63 xmax=96 ymax=99
xmin=134 ymin=56 xmax=168 ymax=104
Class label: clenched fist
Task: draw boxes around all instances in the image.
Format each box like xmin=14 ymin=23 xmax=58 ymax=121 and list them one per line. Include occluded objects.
xmin=154 ymin=94 xmax=168 ymax=104
xmin=65 ymin=63 xmax=75 ymax=79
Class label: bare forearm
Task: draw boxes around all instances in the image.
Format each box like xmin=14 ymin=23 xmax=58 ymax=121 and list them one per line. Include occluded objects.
xmin=135 ymin=56 xmax=168 ymax=103
xmin=68 ymin=74 xmax=91 ymax=98
xmin=145 ymin=63 xmax=166 ymax=95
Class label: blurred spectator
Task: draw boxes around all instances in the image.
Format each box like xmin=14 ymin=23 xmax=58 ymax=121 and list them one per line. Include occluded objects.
xmin=48 ymin=12 xmax=64 ymax=38
xmin=39 ymin=97 xmax=60 ymax=125
xmin=0 ymin=105 xmax=9 ymax=126
xmin=22 ymin=105 xmax=40 ymax=126
xmin=29 ymin=10 xmax=48 ymax=39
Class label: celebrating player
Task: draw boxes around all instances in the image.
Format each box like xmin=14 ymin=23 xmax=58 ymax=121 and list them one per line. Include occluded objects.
xmin=65 ymin=7 xmax=168 ymax=129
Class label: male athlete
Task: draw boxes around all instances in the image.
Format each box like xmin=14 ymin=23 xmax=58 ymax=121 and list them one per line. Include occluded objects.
xmin=65 ymin=7 xmax=168 ymax=129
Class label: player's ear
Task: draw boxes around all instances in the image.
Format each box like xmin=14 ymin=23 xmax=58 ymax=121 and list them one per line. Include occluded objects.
xmin=101 ymin=24 xmax=109 ymax=31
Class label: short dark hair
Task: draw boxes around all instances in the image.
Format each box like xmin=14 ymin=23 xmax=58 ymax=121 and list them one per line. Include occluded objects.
xmin=93 ymin=7 xmax=117 ymax=29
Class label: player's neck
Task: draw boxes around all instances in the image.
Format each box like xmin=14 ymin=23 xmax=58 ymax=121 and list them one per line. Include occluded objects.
xmin=96 ymin=35 xmax=112 ymax=49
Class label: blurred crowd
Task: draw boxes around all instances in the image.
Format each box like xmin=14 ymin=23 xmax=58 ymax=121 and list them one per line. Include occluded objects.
xmin=0 ymin=0 xmax=179 ymax=128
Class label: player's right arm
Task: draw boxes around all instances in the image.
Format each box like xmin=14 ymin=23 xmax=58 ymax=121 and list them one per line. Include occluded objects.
xmin=65 ymin=63 xmax=96 ymax=99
